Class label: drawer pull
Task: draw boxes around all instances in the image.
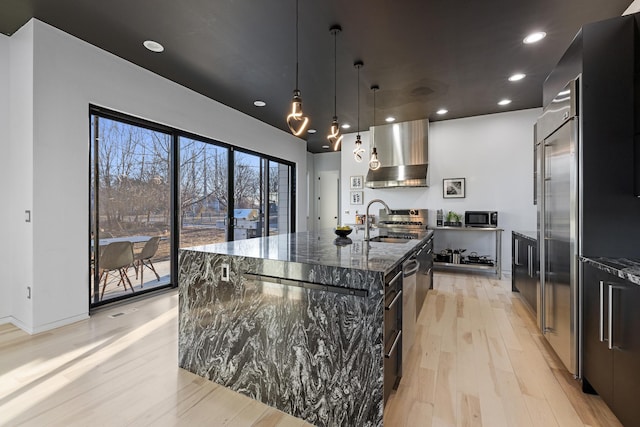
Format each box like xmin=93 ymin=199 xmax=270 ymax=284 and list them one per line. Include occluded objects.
xmin=387 ymin=271 xmax=402 ymax=287
xmin=385 ymin=330 xmax=402 ymax=358
xmin=386 ymin=290 xmax=402 ymax=310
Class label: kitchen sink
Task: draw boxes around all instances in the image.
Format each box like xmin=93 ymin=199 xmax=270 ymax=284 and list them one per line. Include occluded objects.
xmin=368 ymin=236 xmax=411 ymax=244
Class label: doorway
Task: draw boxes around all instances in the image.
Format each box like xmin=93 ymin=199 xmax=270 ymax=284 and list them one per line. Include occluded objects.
xmin=317 ymin=171 xmax=340 ymax=230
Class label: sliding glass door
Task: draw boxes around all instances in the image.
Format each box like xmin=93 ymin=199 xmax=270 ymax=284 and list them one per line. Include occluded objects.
xmin=231 ymin=152 xmax=293 ymax=239
xmin=90 ymin=107 xmax=295 ymax=309
xmin=90 ymin=114 xmax=173 ymax=306
xmin=178 ymin=137 xmax=229 ymax=248
xmin=232 ymin=151 xmax=263 ymax=240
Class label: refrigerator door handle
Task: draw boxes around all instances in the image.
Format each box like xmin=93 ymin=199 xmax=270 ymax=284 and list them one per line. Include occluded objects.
xmin=527 ymin=245 xmax=533 ymax=277
xmin=599 ymin=280 xmax=606 ymax=343
xmin=608 ymin=283 xmax=625 ymax=350
xmin=514 ymin=239 xmax=520 ymax=265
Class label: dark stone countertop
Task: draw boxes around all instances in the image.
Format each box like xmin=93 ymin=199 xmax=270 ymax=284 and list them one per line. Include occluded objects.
xmin=183 ymin=228 xmax=433 ymax=275
xmin=580 ymin=256 xmax=640 ymax=286
xmin=513 ymin=230 xmax=537 ymax=241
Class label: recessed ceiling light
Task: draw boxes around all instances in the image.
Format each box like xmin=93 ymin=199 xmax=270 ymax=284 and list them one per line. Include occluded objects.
xmin=508 ymin=73 xmax=526 ymax=82
xmin=143 ymin=40 xmax=164 ymax=52
xmin=436 ymin=109 xmax=448 ymax=115
xmin=385 ymin=116 xmax=396 ymax=123
xmin=341 ymin=123 xmax=351 ymax=129
xmin=322 ymin=145 xmax=330 ymax=149
xmin=498 ymin=99 xmax=512 ymax=106
xmin=307 ymin=128 xmax=317 ymax=134
xmin=253 ymin=100 xmax=266 ymax=107
xmin=523 ymin=32 xmax=546 ymax=44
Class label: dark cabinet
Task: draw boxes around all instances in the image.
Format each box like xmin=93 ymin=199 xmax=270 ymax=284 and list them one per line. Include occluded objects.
xmin=511 ymin=233 xmax=537 ymax=312
xmin=583 ymin=263 xmax=640 ymax=427
xmin=383 ymin=266 xmax=402 ymax=404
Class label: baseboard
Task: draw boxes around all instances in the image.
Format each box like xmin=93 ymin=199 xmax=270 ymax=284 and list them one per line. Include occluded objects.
xmin=6 ymin=313 xmax=89 ymax=335
xmin=0 ymin=316 xmax=12 ymax=325
xmin=32 ymin=313 xmax=89 ymax=334
xmin=8 ymin=316 xmax=34 ymax=334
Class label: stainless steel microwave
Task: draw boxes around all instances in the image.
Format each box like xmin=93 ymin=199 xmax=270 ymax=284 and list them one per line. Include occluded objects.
xmin=465 ymin=211 xmax=498 ymax=227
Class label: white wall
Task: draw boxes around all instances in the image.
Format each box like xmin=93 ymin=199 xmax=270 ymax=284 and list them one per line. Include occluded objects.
xmin=8 ymin=19 xmax=307 ymax=333
xmin=624 ymin=0 xmax=640 ymax=15
xmin=0 ymin=34 xmax=11 ymax=322
xmin=340 ymin=109 xmax=540 ymax=273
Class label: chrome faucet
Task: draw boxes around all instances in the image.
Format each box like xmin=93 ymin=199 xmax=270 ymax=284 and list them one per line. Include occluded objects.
xmin=364 ymin=199 xmax=391 ymax=241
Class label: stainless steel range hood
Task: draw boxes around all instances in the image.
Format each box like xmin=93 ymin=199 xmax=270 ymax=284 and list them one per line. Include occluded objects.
xmin=365 ymin=119 xmax=429 ymax=188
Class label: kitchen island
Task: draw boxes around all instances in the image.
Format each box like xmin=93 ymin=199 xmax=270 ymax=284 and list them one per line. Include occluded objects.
xmin=178 ymin=228 xmax=432 ymax=427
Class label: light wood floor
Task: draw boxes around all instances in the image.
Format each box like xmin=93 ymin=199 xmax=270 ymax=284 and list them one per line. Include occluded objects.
xmin=0 ymin=273 xmax=621 ymax=426
xmin=384 ymin=272 xmax=621 ymax=427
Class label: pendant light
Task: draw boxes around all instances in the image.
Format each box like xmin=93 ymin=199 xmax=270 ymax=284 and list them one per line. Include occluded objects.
xmin=328 ymin=25 xmax=343 ymax=151
xmin=286 ymin=0 xmax=309 ymax=136
xmin=353 ymin=61 xmax=365 ymax=162
xmin=369 ymin=85 xmax=381 ymax=170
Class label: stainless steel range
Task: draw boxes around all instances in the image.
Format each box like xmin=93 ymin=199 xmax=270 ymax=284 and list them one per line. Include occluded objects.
xmin=377 ymin=208 xmax=429 ymax=238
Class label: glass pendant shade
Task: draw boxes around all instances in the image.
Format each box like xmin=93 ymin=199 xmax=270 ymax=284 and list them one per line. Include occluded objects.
xmin=329 ymin=117 xmax=343 ymax=151
xmin=353 ymin=135 xmax=365 ymax=162
xmin=287 ymin=89 xmax=309 ymax=136
xmin=369 ymin=147 xmax=381 ymax=170
xmin=369 ymin=84 xmax=381 ymax=170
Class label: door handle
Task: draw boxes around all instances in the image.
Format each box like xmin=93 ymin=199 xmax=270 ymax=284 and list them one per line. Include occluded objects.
xmin=608 ymin=283 xmax=625 ymax=350
xmin=599 ymin=280 xmax=606 ymax=343
xmin=514 ymin=239 xmax=520 ymax=265
xmin=527 ymin=246 xmax=533 ymax=277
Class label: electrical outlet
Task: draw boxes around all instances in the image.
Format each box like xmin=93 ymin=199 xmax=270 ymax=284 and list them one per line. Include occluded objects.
xmin=221 ymin=263 xmax=229 ymax=281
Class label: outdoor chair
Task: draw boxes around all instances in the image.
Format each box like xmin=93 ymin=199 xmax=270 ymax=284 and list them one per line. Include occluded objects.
xmin=98 ymin=241 xmax=134 ymax=300
xmin=134 ymin=236 xmax=161 ymax=287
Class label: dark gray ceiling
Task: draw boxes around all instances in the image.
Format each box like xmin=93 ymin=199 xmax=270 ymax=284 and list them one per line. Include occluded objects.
xmin=0 ymin=0 xmax=633 ymax=153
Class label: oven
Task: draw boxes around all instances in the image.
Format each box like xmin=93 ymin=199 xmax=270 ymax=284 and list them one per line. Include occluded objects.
xmin=377 ymin=208 xmax=428 ymax=237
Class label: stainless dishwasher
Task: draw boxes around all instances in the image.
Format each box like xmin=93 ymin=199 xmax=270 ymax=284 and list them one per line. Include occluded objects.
xmin=402 ymin=255 xmax=419 ymax=367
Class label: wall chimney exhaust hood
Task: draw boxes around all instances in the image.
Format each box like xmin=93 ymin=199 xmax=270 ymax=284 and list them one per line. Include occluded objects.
xmin=365 ymin=119 xmax=429 ymax=188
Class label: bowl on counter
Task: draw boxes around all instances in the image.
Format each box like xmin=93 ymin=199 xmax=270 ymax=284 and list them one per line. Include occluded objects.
xmin=334 ymin=227 xmax=353 ymax=238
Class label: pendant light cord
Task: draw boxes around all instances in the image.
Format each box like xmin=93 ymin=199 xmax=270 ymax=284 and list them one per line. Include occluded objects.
xmin=333 ymin=30 xmax=337 ymax=116
xmin=357 ymin=64 xmax=360 ymax=135
xmin=295 ymin=0 xmax=299 ymax=90
xmin=372 ymin=87 xmax=376 ymax=148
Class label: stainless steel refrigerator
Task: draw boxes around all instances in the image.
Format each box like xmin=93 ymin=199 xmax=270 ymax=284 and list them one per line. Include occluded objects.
xmin=536 ymin=79 xmax=580 ymax=376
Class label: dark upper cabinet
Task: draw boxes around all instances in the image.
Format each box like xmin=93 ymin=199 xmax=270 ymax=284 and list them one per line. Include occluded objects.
xmin=582 ymin=263 xmax=640 ymax=426
xmin=512 ymin=233 xmax=537 ymax=313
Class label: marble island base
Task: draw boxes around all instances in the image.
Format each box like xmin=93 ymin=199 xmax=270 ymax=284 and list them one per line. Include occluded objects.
xmin=178 ymin=231 xmax=429 ymax=426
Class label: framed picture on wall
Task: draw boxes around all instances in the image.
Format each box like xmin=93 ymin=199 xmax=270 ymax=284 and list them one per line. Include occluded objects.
xmin=350 ymin=191 xmax=363 ymax=205
xmin=443 ymin=177 xmax=465 ymax=198
xmin=350 ymin=175 xmax=363 ymax=189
